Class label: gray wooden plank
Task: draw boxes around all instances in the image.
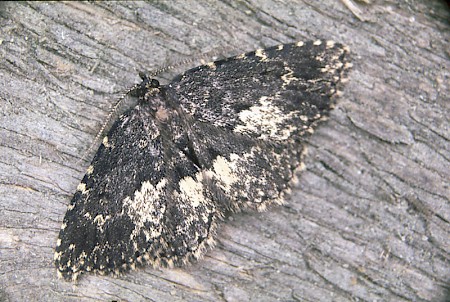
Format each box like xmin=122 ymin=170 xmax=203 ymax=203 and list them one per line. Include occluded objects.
xmin=0 ymin=1 xmax=449 ymax=301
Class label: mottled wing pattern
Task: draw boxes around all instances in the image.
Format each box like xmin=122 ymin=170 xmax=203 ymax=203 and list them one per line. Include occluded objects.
xmin=55 ymin=40 xmax=351 ymax=280
xmin=55 ymin=102 xmax=218 ymax=280
xmin=168 ymin=40 xmax=351 ymax=210
xmin=169 ymin=40 xmax=350 ymax=140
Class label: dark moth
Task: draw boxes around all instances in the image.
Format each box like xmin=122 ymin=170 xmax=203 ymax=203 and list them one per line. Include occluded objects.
xmin=55 ymin=40 xmax=351 ymax=280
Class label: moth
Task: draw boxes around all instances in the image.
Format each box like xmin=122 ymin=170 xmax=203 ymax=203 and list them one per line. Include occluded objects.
xmin=54 ymin=40 xmax=351 ymax=280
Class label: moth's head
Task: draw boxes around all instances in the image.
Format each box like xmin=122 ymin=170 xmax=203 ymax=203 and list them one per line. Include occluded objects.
xmin=129 ymin=72 xmax=161 ymax=98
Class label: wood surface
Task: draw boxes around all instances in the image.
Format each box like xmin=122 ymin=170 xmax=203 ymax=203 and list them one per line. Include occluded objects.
xmin=0 ymin=1 xmax=449 ymax=301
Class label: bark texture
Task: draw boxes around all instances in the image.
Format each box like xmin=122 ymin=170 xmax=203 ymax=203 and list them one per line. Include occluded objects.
xmin=0 ymin=1 xmax=448 ymax=301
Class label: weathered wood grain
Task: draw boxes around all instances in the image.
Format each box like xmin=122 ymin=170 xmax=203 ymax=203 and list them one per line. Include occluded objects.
xmin=0 ymin=1 xmax=448 ymax=301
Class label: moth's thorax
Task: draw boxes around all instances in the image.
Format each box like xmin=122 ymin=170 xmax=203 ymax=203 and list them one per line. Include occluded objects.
xmin=155 ymin=105 xmax=171 ymax=122
xmin=139 ymin=86 xmax=175 ymax=122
